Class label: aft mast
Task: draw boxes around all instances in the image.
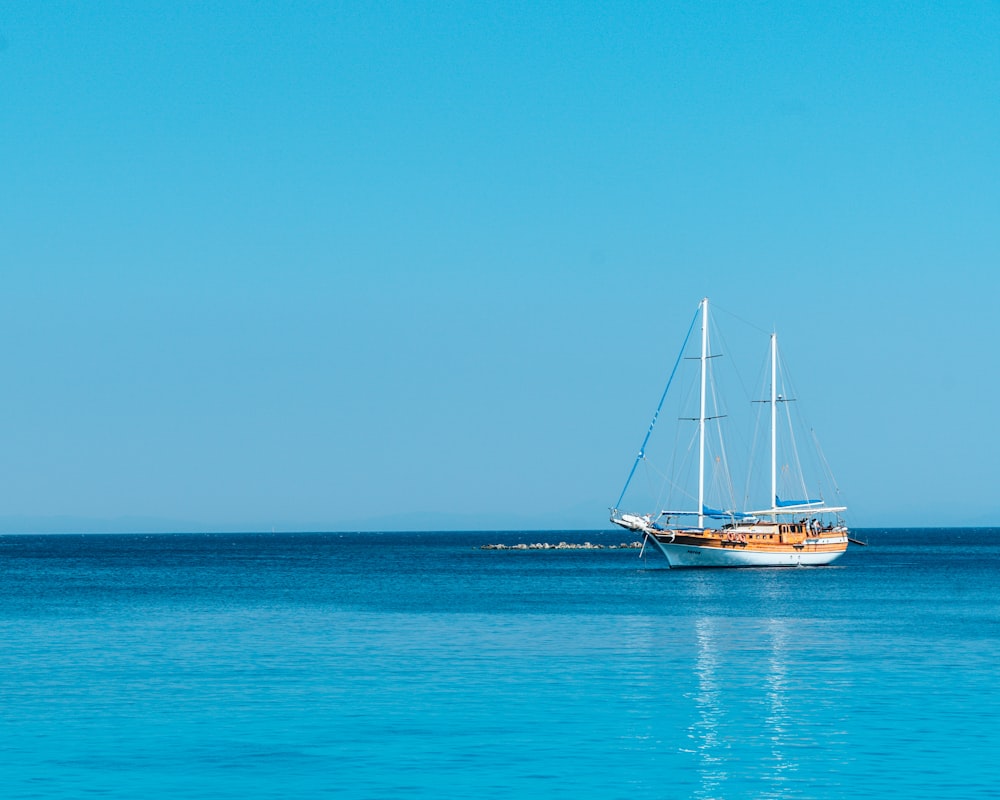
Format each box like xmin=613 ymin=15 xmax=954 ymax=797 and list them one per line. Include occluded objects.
xmin=698 ymin=297 xmax=708 ymax=529
xmin=770 ymin=332 xmax=777 ymax=521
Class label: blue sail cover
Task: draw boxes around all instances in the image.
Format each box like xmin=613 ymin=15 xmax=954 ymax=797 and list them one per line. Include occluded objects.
xmin=775 ymin=496 xmax=821 ymax=507
xmin=702 ymin=505 xmax=754 ymax=519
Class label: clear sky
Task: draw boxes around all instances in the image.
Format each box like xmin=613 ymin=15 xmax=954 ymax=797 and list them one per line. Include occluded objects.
xmin=1 ymin=2 xmax=998 ymax=532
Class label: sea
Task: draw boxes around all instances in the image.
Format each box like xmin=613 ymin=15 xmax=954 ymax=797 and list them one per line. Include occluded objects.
xmin=1 ymin=529 xmax=998 ymax=799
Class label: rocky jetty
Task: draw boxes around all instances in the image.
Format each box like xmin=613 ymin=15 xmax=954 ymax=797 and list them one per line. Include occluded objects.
xmin=480 ymin=541 xmax=643 ymax=550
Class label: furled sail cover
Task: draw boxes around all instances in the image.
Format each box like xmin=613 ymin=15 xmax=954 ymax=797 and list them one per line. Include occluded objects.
xmin=702 ymin=505 xmax=754 ymax=519
xmin=775 ymin=496 xmax=821 ymax=507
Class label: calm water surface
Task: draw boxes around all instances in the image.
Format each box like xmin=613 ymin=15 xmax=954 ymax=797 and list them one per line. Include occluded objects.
xmin=1 ymin=529 xmax=998 ymax=798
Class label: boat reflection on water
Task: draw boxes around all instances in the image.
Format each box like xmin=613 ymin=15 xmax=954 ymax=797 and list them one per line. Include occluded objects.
xmin=613 ymin=566 xmax=856 ymax=796
xmin=763 ymin=618 xmax=796 ymax=793
xmin=686 ymin=612 xmax=802 ymax=800
xmin=689 ymin=617 xmax=728 ymax=799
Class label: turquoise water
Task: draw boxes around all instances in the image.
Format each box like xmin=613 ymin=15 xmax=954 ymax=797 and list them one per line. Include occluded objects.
xmin=1 ymin=529 xmax=998 ymax=798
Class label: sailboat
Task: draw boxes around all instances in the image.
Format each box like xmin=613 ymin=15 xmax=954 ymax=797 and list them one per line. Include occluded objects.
xmin=610 ymin=297 xmax=850 ymax=567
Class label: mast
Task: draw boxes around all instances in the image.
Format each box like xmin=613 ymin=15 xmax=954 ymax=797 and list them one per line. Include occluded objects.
xmin=698 ymin=298 xmax=708 ymax=529
xmin=770 ymin=332 xmax=777 ymax=518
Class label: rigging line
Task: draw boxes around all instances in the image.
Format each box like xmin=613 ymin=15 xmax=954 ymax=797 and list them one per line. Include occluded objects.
xmin=785 ymin=398 xmax=808 ymax=503
xmin=648 ymin=457 xmax=698 ymax=507
xmin=712 ymin=301 xmax=773 ymax=337
xmin=663 ymin=402 xmax=699 ymax=512
xmin=745 ymin=399 xmax=764 ymax=510
xmin=779 ymin=359 xmax=810 ymax=504
xmin=780 ymin=350 xmax=826 ymax=486
xmin=776 ymin=347 xmax=814 ymax=504
xmin=711 ymin=312 xmax=761 ymax=455
xmin=615 ymin=304 xmax=700 ymax=509
xmin=642 ymin=459 xmax=660 ymax=510
xmin=744 ymin=344 xmax=772 ymax=509
xmin=811 ymin=428 xmax=843 ymax=497
xmin=653 ymin=420 xmax=702 ymax=512
xmin=650 ymin=419 xmax=700 ymax=514
xmin=652 ymin=456 xmax=670 ymax=517
xmin=639 ymin=449 xmax=685 ymax=506
xmin=709 ymin=313 xmax=754 ymax=407
xmin=707 ymin=367 xmax=738 ymax=513
xmin=717 ymin=419 xmax=739 ymax=514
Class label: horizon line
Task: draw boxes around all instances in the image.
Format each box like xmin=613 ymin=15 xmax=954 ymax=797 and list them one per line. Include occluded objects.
xmin=1 ymin=525 xmax=997 ymax=535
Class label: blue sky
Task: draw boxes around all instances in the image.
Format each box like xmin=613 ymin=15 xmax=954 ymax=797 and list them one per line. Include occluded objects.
xmin=1 ymin=2 xmax=998 ymax=531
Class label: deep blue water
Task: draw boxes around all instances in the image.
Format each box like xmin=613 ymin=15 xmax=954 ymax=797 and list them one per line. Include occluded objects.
xmin=1 ymin=529 xmax=998 ymax=799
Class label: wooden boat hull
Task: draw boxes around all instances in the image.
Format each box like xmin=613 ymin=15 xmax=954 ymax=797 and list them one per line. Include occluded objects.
xmin=647 ymin=529 xmax=848 ymax=568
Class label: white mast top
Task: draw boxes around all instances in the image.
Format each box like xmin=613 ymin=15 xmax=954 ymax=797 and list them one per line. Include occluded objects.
xmin=698 ymin=297 xmax=708 ymax=529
